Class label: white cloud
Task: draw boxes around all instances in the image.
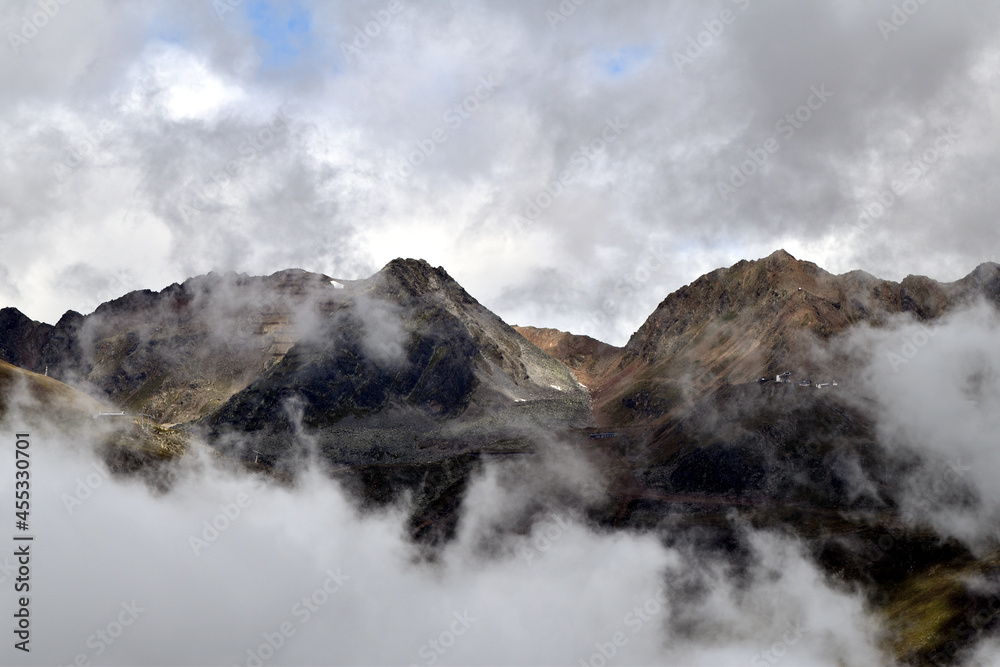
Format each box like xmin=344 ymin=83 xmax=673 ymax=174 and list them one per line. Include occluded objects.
xmin=3 ymin=0 xmax=1000 ymax=342
xmin=840 ymin=303 xmax=1000 ymax=546
xmin=150 ymin=45 xmax=247 ymax=123
xmin=0 ymin=409 xmax=891 ymax=666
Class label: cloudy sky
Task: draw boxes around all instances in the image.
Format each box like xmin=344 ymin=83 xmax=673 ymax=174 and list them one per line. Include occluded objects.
xmin=2 ymin=0 xmax=999 ymax=345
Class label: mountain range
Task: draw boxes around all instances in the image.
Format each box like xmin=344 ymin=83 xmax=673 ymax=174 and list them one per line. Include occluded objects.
xmin=2 ymin=249 xmax=1000 ymax=664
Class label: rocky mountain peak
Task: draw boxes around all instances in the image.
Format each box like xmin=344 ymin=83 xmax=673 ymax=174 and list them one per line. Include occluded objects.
xmin=372 ymin=258 xmax=473 ymax=305
xmin=763 ymin=248 xmax=797 ymax=264
xmin=960 ymin=261 xmax=1000 ymax=293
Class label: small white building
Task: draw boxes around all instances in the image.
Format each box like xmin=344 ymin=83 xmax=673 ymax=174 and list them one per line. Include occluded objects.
xmin=775 ymin=371 xmax=793 ymax=383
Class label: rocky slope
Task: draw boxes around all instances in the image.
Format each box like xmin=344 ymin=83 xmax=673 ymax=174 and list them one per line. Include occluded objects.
xmin=567 ymin=250 xmax=1000 ymax=428
xmin=202 ymin=259 xmax=591 ymax=467
xmin=2 ymin=250 xmax=999 ymax=662
xmin=3 ymin=249 xmax=998 ymax=469
xmin=0 ymin=269 xmax=343 ymax=424
xmin=512 ymin=325 xmax=621 ymax=389
xmin=0 ymin=358 xmax=108 ymax=425
xmin=0 ymin=359 xmax=191 ymax=478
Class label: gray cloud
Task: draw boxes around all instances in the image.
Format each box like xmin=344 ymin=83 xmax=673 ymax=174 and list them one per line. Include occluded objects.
xmin=2 ymin=0 xmax=999 ymax=344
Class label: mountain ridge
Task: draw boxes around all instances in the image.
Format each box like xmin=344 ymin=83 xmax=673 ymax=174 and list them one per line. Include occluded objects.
xmin=1 ymin=250 xmax=997 ymax=664
xmin=553 ymin=249 xmax=1000 ymax=429
xmin=1 ymin=249 xmax=998 ymax=446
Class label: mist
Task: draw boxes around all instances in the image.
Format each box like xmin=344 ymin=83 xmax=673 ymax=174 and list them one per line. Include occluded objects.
xmin=838 ymin=302 xmax=1000 ymax=548
xmin=0 ymin=390 xmax=892 ymax=666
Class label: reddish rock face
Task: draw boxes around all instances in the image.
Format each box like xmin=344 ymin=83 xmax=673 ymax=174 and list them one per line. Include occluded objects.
xmin=515 ymin=250 xmax=1000 ymax=429
xmin=512 ymin=325 xmax=621 ymax=389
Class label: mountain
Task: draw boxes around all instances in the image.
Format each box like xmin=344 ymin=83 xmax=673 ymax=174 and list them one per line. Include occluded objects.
xmin=550 ymin=249 xmax=1000 ymax=429
xmin=512 ymin=325 xmax=621 ymax=389
xmin=509 ymin=252 xmax=1000 ymax=664
xmin=202 ymin=258 xmax=591 ymax=467
xmin=0 ymin=269 xmax=342 ymax=424
xmin=0 ymin=359 xmax=189 ymax=476
xmin=0 ymin=357 xmax=107 ymax=424
xmin=1 ymin=250 xmax=999 ymax=662
xmin=3 ymin=249 xmax=998 ymax=469
xmin=3 ymin=249 xmax=998 ymax=467
xmin=0 ymin=259 xmax=590 ymax=460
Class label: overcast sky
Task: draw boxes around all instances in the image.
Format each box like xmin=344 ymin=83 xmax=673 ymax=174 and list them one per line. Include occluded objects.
xmin=2 ymin=0 xmax=999 ymax=345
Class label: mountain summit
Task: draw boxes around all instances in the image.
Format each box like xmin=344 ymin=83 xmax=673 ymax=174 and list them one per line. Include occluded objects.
xmin=550 ymin=250 xmax=1000 ymax=428
xmin=1 ymin=250 xmax=997 ymax=664
xmin=204 ymin=258 xmax=590 ymax=466
xmin=3 ymin=250 xmax=997 ymax=442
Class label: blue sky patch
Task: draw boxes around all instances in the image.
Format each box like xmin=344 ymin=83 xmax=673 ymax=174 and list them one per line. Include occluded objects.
xmin=246 ymin=1 xmax=312 ymax=67
xmin=599 ymin=45 xmax=655 ymax=77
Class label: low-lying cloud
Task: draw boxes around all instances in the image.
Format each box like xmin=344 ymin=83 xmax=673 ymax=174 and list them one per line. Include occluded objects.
xmin=0 ymin=396 xmax=892 ymax=666
xmin=837 ymin=302 xmax=1000 ymax=547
